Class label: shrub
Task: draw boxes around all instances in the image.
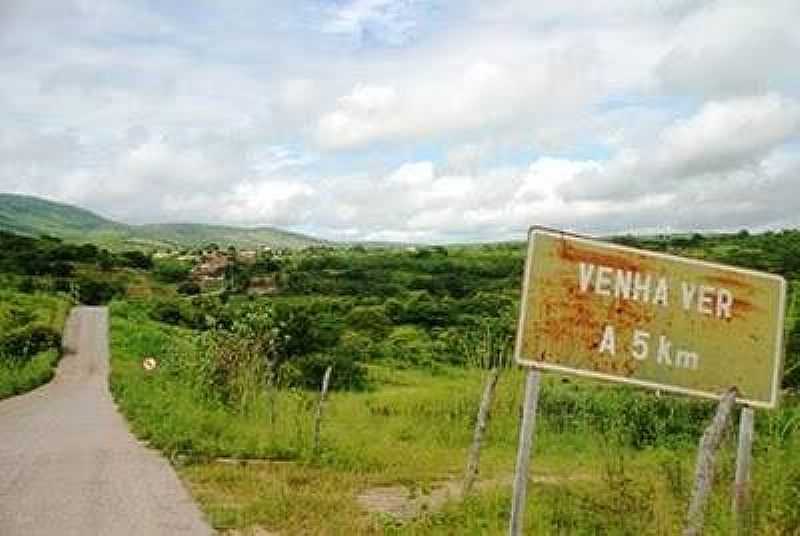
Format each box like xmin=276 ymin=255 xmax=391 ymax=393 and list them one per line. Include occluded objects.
xmin=783 ymin=320 xmax=800 ymax=390
xmin=194 ymin=302 xmax=281 ymax=406
xmin=344 ymin=305 xmax=391 ymax=337
xmin=149 ymin=299 xmax=183 ymax=325
xmin=77 ymin=278 xmax=124 ymax=305
xmin=154 ymin=260 xmax=192 ymax=284
xmin=379 ymin=326 xmax=436 ymax=367
xmin=148 ymin=298 xmax=208 ymax=329
xmin=177 ymin=281 xmax=201 ymax=296
xmin=337 ymin=330 xmax=375 ymax=363
xmin=290 ymin=352 xmax=367 ymax=391
xmin=0 ymin=323 xmax=61 ymax=363
xmin=17 ymin=277 xmax=35 ymax=293
xmin=120 ymin=250 xmax=153 ymax=270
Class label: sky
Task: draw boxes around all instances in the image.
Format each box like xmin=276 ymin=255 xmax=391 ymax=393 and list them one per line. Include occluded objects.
xmin=1 ymin=0 xmax=799 ymax=243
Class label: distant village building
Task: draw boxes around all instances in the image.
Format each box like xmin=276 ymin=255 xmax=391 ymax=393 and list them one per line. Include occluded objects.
xmin=247 ymin=275 xmax=278 ymax=296
xmin=190 ymin=252 xmax=229 ymax=281
xmin=239 ymin=250 xmax=258 ymax=264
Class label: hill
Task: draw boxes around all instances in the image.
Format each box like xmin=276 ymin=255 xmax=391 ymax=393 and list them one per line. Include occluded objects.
xmin=0 ymin=194 xmax=323 ymax=250
xmin=134 ymin=223 xmax=324 ymax=249
xmin=0 ymin=194 xmax=125 ymax=237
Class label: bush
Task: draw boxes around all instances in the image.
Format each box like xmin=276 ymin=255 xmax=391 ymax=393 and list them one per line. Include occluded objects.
xmin=177 ymin=281 xmax=201 ymax=296
xmin=379 ymin=326 xmax=436 ymax=367
xmin=289 ymin=352 xmax=367 ymax=391
xmin=337 ymin=330 xmax=375 ymax=363
xmin=154 ymin=260 xmax=192 ymax=284
xmin=148 ymin=298 xmax=208 ymax=329
xmin=18 ymin=277 xmax=35 ymax=293
xmin=193 ymin=302 xmax=282 ymax=406
xmin=344 ymin=305 xmax=391 ymax=337
xmin=120 ymin=250 xmax=153 ymax=270
xmin=149 ymin=299 xmax=183 ymax=325
xmin=0 ymin=323 xmax=61 ymax=363
xmin=77 ymin=278 xmax=124 ymax=305
xmin=783 ymin=321 xmax=800 ymax=390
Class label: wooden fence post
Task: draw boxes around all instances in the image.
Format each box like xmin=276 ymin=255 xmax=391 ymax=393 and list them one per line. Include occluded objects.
xmin=733 ymin=406 xmax=755 ymax=534
xmin=508 ymin=368 xmax=542 ymax=536
xmin=684 ymin=387 xmax=738 ymax=536
xmin=462 ymin=368 xmax=501 ymax=498
xmin=312 ymin=366 xmax=333 ymax=456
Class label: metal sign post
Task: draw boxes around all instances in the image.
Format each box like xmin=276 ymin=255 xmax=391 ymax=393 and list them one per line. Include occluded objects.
xmin=508 ymin=368 xmax=541 ymax=536
xmin=733 ymin=406 xmax=755 ymax=534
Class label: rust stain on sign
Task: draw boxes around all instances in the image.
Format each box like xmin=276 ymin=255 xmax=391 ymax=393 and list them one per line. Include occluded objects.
xmin=515 ymin=227 xmax=787 ymax=408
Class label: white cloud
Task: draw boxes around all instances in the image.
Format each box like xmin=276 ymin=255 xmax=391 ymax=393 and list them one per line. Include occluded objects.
xmin=1 ymin=0 xmax=800 ymax=241
xmin=656 ymin=1 xmax=800 ymax=96
xmin=657 ymin=94 xmax=800 ymax=176
xmin=560 ymin=94 xmax=800 ymax=201
xmin=218 ymin=180 xmax=315 ymax=226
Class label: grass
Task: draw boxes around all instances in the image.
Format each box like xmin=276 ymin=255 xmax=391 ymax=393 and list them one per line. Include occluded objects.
xmin=107 ymin=299 xmax=800 ymax=534
xmin=0 ymin=349 xmax=61 ymax=399
xmin=109 ymin=301 xmax=313 ymax=459
xmin=0 ymin=289 xmax=70 ymax=399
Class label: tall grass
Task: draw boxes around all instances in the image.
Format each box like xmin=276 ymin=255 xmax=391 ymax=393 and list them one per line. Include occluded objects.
xmin=109 ymin=300 xmax=800 ymax=534
xmin=0 ymin=289 xmax=70 ymax=399
xmin=110 ymin=300 xmax=316 ymax=459
xmin=0 ymin=349 xmax=61 ymax=399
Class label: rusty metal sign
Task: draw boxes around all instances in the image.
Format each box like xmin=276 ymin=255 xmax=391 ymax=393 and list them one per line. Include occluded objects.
xmin=515 ymin=227 xmax=787 ymax=408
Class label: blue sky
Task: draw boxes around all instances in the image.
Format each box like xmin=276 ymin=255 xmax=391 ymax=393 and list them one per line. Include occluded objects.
xmin=1 ymin=0 xmax=799 ymax=242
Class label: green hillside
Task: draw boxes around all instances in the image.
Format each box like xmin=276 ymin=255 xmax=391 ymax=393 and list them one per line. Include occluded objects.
xmin=135 ymin=223 xmax=325 ymax=249
xmin=0 ymin=193 xmax=323 ymax=250
xmin=0 ymin=194 xmax=124 ymax=237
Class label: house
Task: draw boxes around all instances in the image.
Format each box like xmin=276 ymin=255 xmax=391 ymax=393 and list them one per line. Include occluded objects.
xmin=239 ymin=250 xmax=258 ymax=264
xmin=191 ymin=252 xmax=229 ymax=279
xmin=247 ymin=275 xmax=278 ymax=295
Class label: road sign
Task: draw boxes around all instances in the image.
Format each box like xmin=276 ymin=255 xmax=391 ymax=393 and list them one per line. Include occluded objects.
xmin=514 ymin=227 xmax=787 ymax=408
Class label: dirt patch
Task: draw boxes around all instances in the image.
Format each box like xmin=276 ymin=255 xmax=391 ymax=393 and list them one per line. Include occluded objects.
xmin=356 ymin=481 xmax=461 ymax=522
xmin=222 ymin=529 xmax=280 ymax=536
xmin=357 ymin=473 xmax=593 ymax=522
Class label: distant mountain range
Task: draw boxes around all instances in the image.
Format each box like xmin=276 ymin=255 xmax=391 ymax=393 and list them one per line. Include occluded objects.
xmin=0 ymin=193 xmax=324 ymax=250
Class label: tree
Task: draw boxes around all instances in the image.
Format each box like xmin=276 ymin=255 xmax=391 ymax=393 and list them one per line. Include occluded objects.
xmin=77 ymin=278 xmax=124 ymax=305
xmin=153 ymin=260 xmax=192 ymax=283
xmin=120 ymin=250 xmax=153 ymax=270
xmin=177 ymin=281 xmax=201 ymax=296
xmin=783 ymin=321 xmax=800 ymax=390
xmin=345 ymin=305 xmax=391 ymax=338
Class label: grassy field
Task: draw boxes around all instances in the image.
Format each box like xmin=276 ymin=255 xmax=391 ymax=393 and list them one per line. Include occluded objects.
xmin=0 ymin=290 xmax=71 ymax=399
xmin=109 ymin=301 xmax=800 ymax=534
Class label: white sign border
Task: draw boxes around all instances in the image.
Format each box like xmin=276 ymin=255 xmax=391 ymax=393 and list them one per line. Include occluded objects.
xmin=514 ymin=226 xmax=788 ymax=409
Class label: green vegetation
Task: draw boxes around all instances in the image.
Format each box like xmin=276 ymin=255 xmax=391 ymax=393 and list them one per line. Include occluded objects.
xmin=134 ymin=223 xmax=324 ymax=250
xmin=0 ymin=290 xmax=70 ymax=399
xmin=0 ymin=193 xmax=323 ymax=250
xmin=100 ymin=230 xmax=800 ymax=533
xmin=2 ymin=205 xmax=800 ymax=533
xmin=0 ymin=192 xmax=124 ymax=238
xmin=110 ymin=302 xmax=800 ymax=533
xmin=0 ymin=227 xmax=169 ymax=399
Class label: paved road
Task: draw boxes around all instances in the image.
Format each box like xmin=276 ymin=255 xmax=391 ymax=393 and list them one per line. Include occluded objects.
xmin=0 ymin=307 xmax=214 ymax=535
